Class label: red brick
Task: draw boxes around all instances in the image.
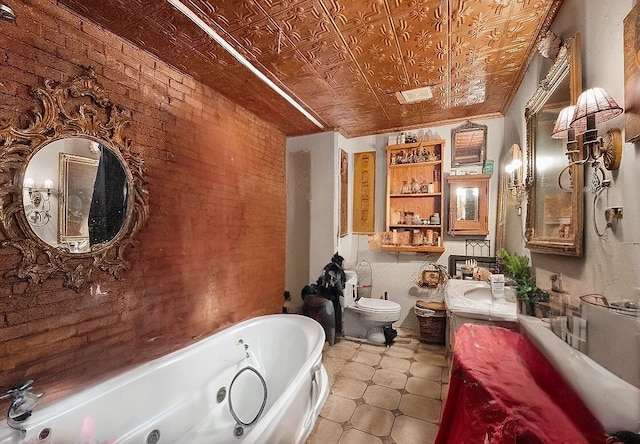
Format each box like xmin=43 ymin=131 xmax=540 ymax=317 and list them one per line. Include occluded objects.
xmin=0 ymin=0 xmax=286 ymax=401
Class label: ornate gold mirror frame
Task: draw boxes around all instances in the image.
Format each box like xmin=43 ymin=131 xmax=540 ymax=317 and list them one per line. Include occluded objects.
xmin=525 ymin=34 xmax=583 ymax=256
xmin=0 ymin=67 xmax=149 ymax=290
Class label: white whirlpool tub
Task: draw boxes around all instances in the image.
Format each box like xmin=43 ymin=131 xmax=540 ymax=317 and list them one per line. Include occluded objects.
xmin=0 ymin=314 xmax=329 ymax=444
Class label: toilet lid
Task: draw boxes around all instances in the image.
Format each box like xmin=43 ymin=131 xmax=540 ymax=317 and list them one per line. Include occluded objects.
xmin=356 ymin=298 xmax=401 ymax=312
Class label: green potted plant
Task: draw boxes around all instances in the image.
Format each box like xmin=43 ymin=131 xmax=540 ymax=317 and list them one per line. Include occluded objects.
xmin=497 ymin=249 xmax=544 ymax=315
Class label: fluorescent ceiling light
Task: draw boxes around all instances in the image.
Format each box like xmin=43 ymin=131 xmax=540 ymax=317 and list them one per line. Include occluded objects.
xmin=396 ymin=86 xmax=433 ymax=104
xmin=166 ymin=0 xmax=324 ymax=129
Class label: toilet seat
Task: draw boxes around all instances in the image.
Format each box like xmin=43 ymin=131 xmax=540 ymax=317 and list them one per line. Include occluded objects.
xmin=355 ymin=298 xmax=401 ymax=313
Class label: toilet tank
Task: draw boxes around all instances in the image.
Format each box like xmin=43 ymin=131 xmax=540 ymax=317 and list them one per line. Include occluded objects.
xmin=342 ymin=271 xmax=358 ymax=308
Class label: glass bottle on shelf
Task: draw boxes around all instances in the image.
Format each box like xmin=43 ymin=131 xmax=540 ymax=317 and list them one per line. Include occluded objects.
xmin=411 ymin=178 xmax=420 ymax=193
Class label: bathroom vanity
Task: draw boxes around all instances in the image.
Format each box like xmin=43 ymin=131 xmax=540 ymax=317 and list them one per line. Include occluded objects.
xmin=444 ymin=279 xmax=518 ymax=349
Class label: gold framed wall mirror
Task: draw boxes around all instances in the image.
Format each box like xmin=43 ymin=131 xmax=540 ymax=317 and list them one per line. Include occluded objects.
xmin=0 ymin=67 xmax=149 ymax=290
xmin=524 ymin=34 xmax=584 ymax=256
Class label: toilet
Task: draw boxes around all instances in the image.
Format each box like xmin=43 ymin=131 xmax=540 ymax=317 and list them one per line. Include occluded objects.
xmin=341 ymin=270 xmax=401 ymax=344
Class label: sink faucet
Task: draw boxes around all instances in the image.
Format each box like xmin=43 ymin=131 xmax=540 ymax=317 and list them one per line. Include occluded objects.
xmin=0 ymin=380 xmax=43 ymax=433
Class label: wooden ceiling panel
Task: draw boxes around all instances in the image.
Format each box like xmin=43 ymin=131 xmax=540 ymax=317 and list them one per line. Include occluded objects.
xmin=58 ymin=0 xmax=564 ymax=137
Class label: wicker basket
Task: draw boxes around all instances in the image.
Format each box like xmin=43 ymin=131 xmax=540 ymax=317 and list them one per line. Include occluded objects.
xmin=415 ymin=301 xmax=447 ymax=344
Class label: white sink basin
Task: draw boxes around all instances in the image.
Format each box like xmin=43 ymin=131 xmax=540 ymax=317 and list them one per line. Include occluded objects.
xmin=445 ymin=280 xmax=518 ymax=323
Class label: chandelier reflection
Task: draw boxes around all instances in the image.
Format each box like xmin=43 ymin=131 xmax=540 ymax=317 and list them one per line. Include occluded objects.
xmin=23 ymin=177 xmax=55 ymax=227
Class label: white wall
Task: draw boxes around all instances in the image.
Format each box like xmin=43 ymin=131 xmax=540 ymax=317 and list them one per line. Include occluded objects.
xmin=504 ymin=0 xmax=640 ymax=302
xmin=285 ymin=132 xmax=338 ymax=308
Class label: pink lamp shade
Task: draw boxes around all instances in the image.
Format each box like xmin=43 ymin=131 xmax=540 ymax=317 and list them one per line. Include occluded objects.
xmin=571 ymin=87 xmax=622 ymax=135
xmin=551 ymin=105 xmax=576 ymax=139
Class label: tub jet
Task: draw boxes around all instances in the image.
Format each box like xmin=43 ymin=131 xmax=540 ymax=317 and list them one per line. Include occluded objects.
xmin=217 ymin=387 xmax=226 ymax=403
xmin=146 ymin=429 xmax=160 ymax=444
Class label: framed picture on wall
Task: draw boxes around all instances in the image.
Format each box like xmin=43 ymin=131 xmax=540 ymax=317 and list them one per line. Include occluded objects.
xmin=624 ymin=3 xmax=640 ymax=142
xmin=352 ymin=151 xmax=375 ymax=233
xmin=339 ymin=149 xmax=348 ymax=237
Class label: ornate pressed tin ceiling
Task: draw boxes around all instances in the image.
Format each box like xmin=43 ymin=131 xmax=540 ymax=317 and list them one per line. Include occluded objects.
xmin=59 ymin=0 xmax=564 ymax=137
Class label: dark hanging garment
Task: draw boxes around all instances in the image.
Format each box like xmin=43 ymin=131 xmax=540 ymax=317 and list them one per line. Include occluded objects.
xmin=88 ymin=146 xmax=128 ymax=245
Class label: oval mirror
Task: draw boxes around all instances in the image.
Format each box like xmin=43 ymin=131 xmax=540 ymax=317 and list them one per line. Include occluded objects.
xmin=23 ymin=137 xmax=129 ymax=253
xmin=0 ymin=67 xmax=149 ymax=290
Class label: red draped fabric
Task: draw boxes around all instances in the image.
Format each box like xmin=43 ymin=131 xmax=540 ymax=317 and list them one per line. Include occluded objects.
xmin=434 ymin=324 xmax=606 ymax=444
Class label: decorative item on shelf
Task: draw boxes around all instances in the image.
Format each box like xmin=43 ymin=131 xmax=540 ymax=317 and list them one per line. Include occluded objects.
xmin=412 ymin=262 xmax=449 ymax=290
xmin=23 ymin=177 xmax=55 ymax=227
xmin=406 ymin=133 xmax=418 ymax=143
xmin=552 ymin=87 xmax=623 ymax=192
xmin=460 ymin=259 xmax=477 ymax=280
xmin=412 ymin=229 xmax=424 ymax=246
xmin=411 ymin=177 xmax=421 ymax=193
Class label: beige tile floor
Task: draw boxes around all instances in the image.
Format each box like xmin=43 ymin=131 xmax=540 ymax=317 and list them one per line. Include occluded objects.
xmin=306 ymin=328 xmax=450 ymax=444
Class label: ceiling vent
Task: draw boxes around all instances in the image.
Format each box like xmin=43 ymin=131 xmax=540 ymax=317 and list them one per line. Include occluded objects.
xmin=396 ymin=86 xmax=433 ymax=104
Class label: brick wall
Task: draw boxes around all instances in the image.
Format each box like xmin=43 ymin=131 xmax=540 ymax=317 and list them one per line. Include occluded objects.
xmin=0 ymin=0 xmax=286 ymax=400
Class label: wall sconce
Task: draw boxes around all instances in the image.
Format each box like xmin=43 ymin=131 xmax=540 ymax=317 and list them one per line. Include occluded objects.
xmin=552 ymin=87 xmax=623 ymax=191
xmin=504 ymin=143 xmax=526 ymax=214
xmin=23 ymin=177 xmax=54 ymax=227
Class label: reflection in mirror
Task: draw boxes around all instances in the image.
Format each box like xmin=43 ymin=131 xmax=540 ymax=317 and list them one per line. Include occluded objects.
xmin=496 ymin=144 xmax=526 ymax=253
xmin=525 ymin=34 xmax=583 ymax=256
xmin=0 ymin=67 xmax=149 ymax=290
xmin=533 ymin=101 xmax=573 ymax=238
xmin=451 ymin=121 xmax=487 ymax=167
xmin=24 ymin=138 xmax=129 ymax=253
xmin=456 ymin=187 xmax=479 ymax=221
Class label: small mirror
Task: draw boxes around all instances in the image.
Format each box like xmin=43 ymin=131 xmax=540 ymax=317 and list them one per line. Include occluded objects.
xmin=0 ymin=68 xmax=149 ymax=290
xmin=456 ymin=187 xmax=479 ymax=221
xmin=447 ymin=175 xmax=490 ymax=236
xmin=451 ymin=121 xmax=487 ymax=167
xmin=525 ymin=34 xmax=583 ymax=256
